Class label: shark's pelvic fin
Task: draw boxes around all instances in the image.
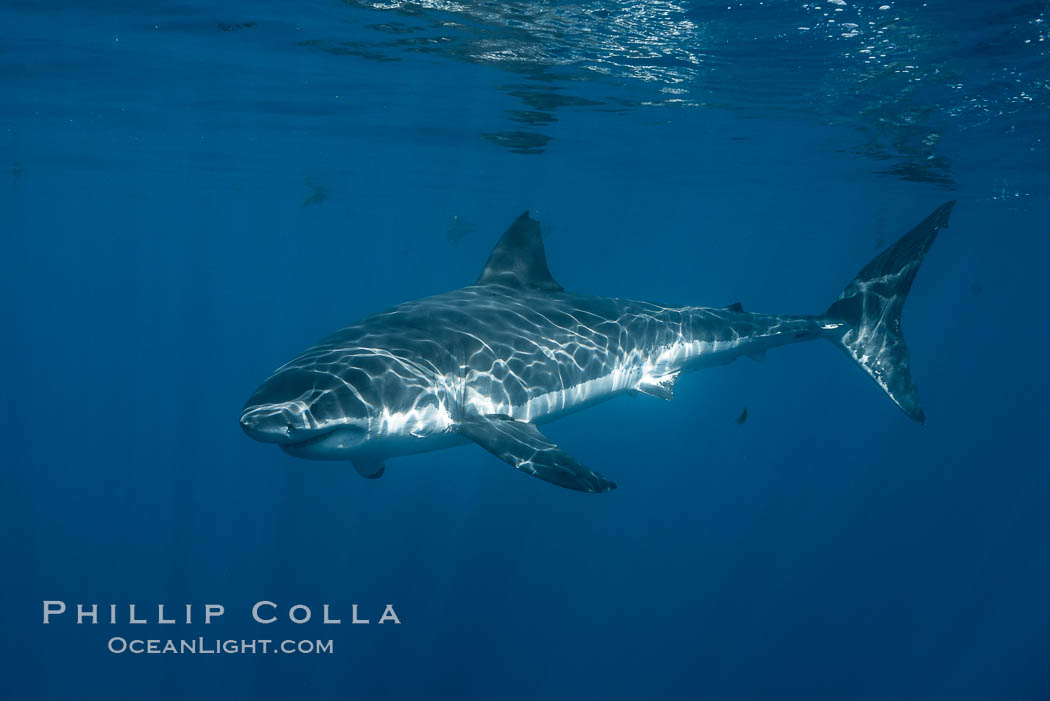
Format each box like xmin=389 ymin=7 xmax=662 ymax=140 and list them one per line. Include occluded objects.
xmin=824 ymin=200 xmax=955 ymax=424
xmin=476 ymin=211 xmax=563 ymax=291
xmin=459 ymin=413 xmax=615 ymax=493
xmin=353 ymin=458 xmax=386 ymax=479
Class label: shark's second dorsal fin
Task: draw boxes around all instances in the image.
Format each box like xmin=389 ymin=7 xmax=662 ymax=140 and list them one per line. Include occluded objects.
xmin=476 ymin=211 xmax=563 ymax=291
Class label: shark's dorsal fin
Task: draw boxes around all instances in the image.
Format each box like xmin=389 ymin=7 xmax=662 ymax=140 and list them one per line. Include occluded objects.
xmin=476 ymin=211 xmax=563 ymax=291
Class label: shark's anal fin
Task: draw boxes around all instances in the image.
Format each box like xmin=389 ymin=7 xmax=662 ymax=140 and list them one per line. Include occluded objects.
xmin=353 ymin=458 xmax=386 ymax=479
xmin=636 ymin=371 xmax=679 ymax=400
xmin=459 ymin=414 xmax=615 ymax=493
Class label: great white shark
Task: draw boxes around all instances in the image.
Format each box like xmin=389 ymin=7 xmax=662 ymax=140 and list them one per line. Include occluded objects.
xmin=241 ymin=202 xmax=954 ymax=492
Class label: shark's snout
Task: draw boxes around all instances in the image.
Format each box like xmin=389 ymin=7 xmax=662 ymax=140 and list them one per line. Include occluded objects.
xmin=239 ymin=404 xmax=309 ymax=444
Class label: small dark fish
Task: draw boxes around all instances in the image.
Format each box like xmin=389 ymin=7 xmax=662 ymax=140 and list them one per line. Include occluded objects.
xmin=302 ymin=178 xmax=328 ymax=208
xmin=735 ymin=407 xmax=748 ymax=424
xmin=12 ymin=160 xmax=23 ymax=184
xmin=218 ymin=21 xmax=256 ymax=32
xmin=446 ymin=215 xmax=475 ymax=243
xmin=480 ymin=131 xmax=550 ymax=155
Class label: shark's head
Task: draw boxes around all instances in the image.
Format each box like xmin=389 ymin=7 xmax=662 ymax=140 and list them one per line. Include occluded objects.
xmin=239 ymin=365 xmax=375 ymax=460
xmin=240 ymin=345 xmax=453 ymax=461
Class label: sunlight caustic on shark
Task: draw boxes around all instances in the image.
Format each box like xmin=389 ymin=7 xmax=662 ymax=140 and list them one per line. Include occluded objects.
xmin=241 ymin=203 xmax=954 ymax=492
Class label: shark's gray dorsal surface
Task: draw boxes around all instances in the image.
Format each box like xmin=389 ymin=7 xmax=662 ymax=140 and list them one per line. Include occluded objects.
xmin=241 ymin=203 xmax=955 ymax=493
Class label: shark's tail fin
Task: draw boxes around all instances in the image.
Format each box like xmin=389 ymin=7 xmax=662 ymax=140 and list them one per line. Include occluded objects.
xmin=823 ymin=201 xmax=955 ymax=424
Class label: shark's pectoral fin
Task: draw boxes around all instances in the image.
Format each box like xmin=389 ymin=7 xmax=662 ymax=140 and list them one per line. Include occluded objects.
xmin=459 ymin=414 xmax=616 ymax=493
xmin=635 ymin=371 xmax=679 ymax=400
xmin=353 ymin=458 xmax=386 ymax=479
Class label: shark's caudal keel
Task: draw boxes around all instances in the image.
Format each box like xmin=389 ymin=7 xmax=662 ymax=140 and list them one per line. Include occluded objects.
xmin=241 ymin=202 xmax=954 ymax=492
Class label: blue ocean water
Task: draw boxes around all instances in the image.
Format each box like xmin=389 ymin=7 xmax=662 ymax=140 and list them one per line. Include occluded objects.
xmin=3 ymin=1 xmax=1050 ymax=699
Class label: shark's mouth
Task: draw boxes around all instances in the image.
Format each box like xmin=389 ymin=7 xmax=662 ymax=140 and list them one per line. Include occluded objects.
xmin=280 ymin=426 xmax=368 ymax=459
xmin=282 ymin=430 xmax=336 ymax=450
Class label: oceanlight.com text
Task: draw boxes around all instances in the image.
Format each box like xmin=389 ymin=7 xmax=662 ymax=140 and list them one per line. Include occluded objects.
xmin=106 ymin=637 xmax=334 ymax=655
